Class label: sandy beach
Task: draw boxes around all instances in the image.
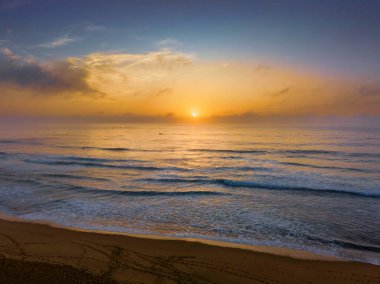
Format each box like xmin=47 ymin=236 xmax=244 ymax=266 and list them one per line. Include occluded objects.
xmin=0 ymin=218 xmax=378 ymax=284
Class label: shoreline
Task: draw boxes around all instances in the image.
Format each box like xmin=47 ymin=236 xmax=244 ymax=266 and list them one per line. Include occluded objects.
xmin=0 ymin=217 xmax=379 ymax=283
xmin=0 ymin=213 xmax=342 ymax=262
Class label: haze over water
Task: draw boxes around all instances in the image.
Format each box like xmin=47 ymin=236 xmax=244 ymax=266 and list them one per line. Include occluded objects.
xmin=0 ymin=122 xmax=379 ymax=264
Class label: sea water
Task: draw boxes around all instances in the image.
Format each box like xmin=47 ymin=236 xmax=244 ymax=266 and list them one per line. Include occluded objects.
xmin=0 ymin=123 xmax=379 ymax=264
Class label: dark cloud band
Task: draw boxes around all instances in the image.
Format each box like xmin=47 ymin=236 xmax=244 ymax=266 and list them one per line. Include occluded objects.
xmin=0 ymin=48 xmax=98 ymax=95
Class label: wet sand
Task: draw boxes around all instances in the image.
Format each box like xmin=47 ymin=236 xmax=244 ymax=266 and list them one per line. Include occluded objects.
xmin=0 ymin=218 xmax=379 ymax=284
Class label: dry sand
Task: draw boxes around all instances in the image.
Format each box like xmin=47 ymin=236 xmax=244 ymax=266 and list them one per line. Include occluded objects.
xmin=0 ymin=218 xmax=379 ymax=284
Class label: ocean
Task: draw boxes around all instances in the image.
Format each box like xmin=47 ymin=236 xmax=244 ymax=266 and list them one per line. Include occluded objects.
xmin=0 ymin=122 xmax=379 ymax=264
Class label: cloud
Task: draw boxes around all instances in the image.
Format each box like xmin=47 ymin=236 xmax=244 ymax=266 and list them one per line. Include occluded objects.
xmin=70 ymin=53 xmax=380 ymax=116
xmin=0 ymin=48 xmax=193 ymax=100
xmin=33 ymin=24 xmax=107 ymax=49
xmin=83 ymin=24 xmax=108 ymax=32
xmin=68 ymin=49 xmax=194 ymax=101
xmin=209 ymin=111 xmax=260 ymax=122
xmin=358 ymin=84 xmax=380 ymax=97
xmin=1 ymin=48 xmax=379 ymax=117
xmin=255 ymin=64 xmax=271 ymax=72
xmin=152 ymin=88 xmax=172 ymax=98
xmin=0 ymin=48 xmax=17 ymax=59
xmin=156 ymin=38 xmax=182 ymax=49
xmin=0 ymin=0 xmax=37 ymax=10
xmin=207 ymin=113 xmax=380 ymax=126
xmin=0 ymin=48 xmax=98 ymax=95
xmin=271 ymin=86 xmax=293 ymax=97
xmin=81 ymin=48 xmax=193 ymax=68
xmin=37 ymin=34 xmax=79 ymax=48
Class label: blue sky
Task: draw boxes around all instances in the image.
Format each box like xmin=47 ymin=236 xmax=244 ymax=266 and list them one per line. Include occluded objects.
xmin=1 ymin=0 xmax=380 ymax=79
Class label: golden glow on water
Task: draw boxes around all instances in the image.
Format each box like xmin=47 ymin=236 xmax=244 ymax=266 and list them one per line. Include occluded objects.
xmin=0 ymin=123 xmax=379 ymax=263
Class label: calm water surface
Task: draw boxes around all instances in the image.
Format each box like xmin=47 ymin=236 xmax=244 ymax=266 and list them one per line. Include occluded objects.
xmin=0 ymin=123 xmax=379 ymax=263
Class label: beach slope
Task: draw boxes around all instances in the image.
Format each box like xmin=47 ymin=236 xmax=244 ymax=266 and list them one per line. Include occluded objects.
xmin=0 ymin=219 xmax=379 ymax=284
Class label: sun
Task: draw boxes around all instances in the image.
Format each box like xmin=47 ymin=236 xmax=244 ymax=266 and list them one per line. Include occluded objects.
xmin=191 ymin=111 xmax=198 ymax=117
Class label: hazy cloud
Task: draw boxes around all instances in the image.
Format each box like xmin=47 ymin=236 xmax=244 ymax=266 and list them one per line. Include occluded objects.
xmin=358 ymin=84 xmax=380 ymax=97
xmin=81 ymin=48 xmax=193 ymax=68
xmin=74 ymin=49 xmax=194 ymax=99
xmin=83 ymin=24 xmax=108 ymax=32
xmin=37 ymin=34 xmax=79 ymax=48
xmin=271 ymin=86 xmax=293 ymax=97
xmin=0 ymin=0 xmax=38 ymax=10
xmin=1 ymin=48 xmax=379 ymax=117
xmin=255 ymin=64 xmax=271 ymax=72
xmin=151 ymin=88 xmax=172 ymax=98
xmin=0 ymin=48 xmax=97 ymax=95
xmin=156 ymin=38 xmax=182 ymax=49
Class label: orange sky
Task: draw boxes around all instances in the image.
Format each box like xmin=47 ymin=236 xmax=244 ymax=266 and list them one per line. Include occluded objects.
xmin=0 ymin=48 xmax=379 ymax=120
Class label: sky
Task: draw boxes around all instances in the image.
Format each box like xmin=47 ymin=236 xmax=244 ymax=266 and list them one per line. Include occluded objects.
xmin=0 ymin=0 xmax=380 ymax=121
